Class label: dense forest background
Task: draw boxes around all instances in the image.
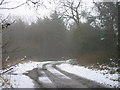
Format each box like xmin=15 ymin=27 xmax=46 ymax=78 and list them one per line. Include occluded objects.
xmin=2 ymin=1 xmax=118 ymax=64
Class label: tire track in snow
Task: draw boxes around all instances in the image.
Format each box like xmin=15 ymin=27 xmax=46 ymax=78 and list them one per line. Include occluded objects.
xmin=53 ymin=63 xmax=108 ymax=88
xmin=37 ymin=67 xmax=56 ymax=88
xmin=40 ymin=63 xmax=87 ymax=88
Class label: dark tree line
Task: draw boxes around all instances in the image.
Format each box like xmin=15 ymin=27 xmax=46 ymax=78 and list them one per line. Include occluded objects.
xmin=3 ymin=11 xmax=68 ymax=60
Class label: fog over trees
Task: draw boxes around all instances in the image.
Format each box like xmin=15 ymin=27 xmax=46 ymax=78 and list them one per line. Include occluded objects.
xmin=1 ymin=0 xmax=119 ymax=64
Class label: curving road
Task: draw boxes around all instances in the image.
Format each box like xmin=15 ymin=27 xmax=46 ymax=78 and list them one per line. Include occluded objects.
xmin=36 ymin=61 xmax=107 ymax=88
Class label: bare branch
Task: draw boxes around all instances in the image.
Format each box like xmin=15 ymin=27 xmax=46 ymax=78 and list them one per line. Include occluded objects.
xmin=0 ymin=14 xmax=10 ymax=24
xmin=0 ymin=0 xmax=5 ymax=5
xmin=0 ymin=0 xmax=45 ymax=10
xmin=0 ymin=2 xmax=26 ymax=10
xmin=76 ymin=0 xmax=81 ymax=9
xmin=0 ymin=0 xmax=11 ymax=6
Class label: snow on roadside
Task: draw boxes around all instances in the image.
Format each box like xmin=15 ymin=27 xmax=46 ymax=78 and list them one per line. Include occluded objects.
xmin=57 ymin=63 xmax=119 ymax=88
xmin=2 ymin=74 xmax=35 ymax=88
xmin=13 ymin=61 xmax=41 ymax=74
xmin=0 ymin=61 xmax=41 ymax=74
xmin=0 ymin=60 xmax=53 ymax=89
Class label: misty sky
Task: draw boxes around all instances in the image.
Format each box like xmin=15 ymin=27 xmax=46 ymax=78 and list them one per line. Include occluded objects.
xmin=0 ymin=0 xmax=119 ymax=24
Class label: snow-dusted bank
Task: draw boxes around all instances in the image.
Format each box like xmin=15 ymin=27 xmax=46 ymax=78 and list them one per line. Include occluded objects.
xmin=1 ymin=74 xmax=35 ymax=88
xmin=0 ymin=60 xmax=53 ymax=89
xmin=57 ymin=63 xmax=119 ymax=88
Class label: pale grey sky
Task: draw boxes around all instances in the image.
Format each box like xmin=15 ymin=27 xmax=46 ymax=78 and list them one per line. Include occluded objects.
xmin=0 ymin=0 xmax=54 ymax=23
xmin=0 ymin=0 xmax=119 ymax=24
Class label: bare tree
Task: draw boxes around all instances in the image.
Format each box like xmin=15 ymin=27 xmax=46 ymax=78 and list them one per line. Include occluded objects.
xmin=58 ymin=0 xmax=87 ymax=30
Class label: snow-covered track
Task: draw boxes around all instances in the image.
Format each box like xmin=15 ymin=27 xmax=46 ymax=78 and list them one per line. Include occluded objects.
xmin=37 ymin=62 xmax=107 ymax=88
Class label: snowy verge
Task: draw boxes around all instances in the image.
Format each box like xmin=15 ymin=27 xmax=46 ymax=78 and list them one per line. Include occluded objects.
xmin=0 ymin=60 xmax=53 ymax=89
xmin=1 ymin=74 xmax=35 ymax=88
xmin=12 ymin=61 xmax=53 ymax=74
xmin=57 ymin=63 xmax=119 ymax=88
